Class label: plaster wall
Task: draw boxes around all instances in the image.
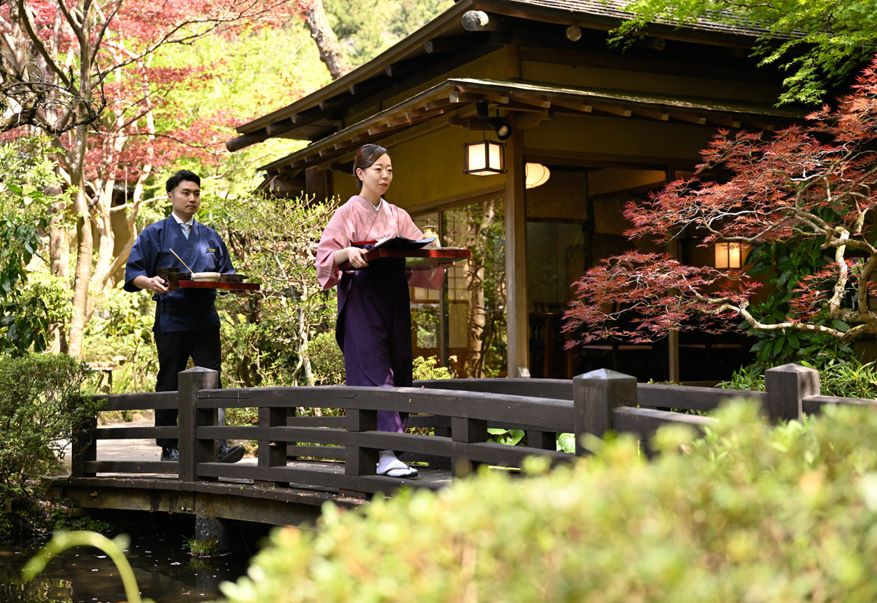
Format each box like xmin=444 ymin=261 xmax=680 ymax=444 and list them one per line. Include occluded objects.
xmin=331 ymin=123 xmax=504 ymax=211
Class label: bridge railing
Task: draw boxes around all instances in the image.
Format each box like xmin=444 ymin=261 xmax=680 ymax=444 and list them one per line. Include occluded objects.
xmin=71 ymin=363 xmax=877 ymax=495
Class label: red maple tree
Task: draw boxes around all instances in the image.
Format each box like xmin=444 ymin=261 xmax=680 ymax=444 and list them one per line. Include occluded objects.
xmin=564 ymin=57 xmax=877 ymax=346
xmin=0 ymin=0 xmax=299 ymax=355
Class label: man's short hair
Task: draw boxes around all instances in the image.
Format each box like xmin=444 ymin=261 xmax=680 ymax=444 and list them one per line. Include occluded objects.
xmin=166 ymin=170 xmax=201 ymax=193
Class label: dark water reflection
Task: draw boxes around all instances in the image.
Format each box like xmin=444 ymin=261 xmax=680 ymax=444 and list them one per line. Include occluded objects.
xmin=0 ymin=511 xmax=270 ymax=603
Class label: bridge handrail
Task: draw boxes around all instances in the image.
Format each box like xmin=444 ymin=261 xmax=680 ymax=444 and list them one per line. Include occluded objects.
xmin=71 ymin=363 xmax=856 ymax=498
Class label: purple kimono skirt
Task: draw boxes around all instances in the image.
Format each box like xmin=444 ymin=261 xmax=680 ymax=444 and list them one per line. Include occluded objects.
xmin=336 ymin=257 xmax=412 ymax=433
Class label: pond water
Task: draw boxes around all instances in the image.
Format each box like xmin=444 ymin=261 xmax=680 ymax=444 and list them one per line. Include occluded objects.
xmin=0 ymin=511 xmax=272 ymax=603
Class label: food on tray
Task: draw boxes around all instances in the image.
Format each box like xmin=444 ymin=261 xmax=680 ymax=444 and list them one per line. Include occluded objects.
xmin=190 ymin=272 xmax=221 ymax=281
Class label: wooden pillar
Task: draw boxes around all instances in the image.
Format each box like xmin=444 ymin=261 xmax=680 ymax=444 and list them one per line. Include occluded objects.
xmin=451 ymin=416 xmax=488 ymax=476
xmin=71 ymin=412 xmax=97 ymax=478
xmin=572 ymin=368 xmax=637 ymax=456
xmin=504 ymin=122 xmax=528 ymax=377
xmin=258 ymin=406 xmax=288 ymax=487
xmin=504 ymin=40 xmax=527 ymax=377
xmin=178 ymin=367 xmax=218 ymax=482
xmin=765 ymin=363 xmax=819 ymax=422
xmin=305 ymin=167 xmax=332 ymax=202
xmin=194 ymin=515 xmax=230 ymax=554
xmin=345 ymin=408 xmax=378 ymax=476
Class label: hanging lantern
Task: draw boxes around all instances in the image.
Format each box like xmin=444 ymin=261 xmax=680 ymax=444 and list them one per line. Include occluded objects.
xmin=464 ymin=140 xmax=505 ymax=175
xmin=525 ymin=162 xmax=551 ymax=188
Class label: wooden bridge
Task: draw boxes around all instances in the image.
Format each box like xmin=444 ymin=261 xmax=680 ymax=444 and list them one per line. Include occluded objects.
xmin=50 ymin=363 xmax=871 ymax=527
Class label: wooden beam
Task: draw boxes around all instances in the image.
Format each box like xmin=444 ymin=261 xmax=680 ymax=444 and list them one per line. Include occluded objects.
xmin=633 ymin=107 xmax=670 ymax=122
xmin=638 ymin=37 xmax=666 ymax=51
xmin=504 ymin=94 xmax=552 ymax=110
xmin=515 ymin=110 xmax=552 ymax=130
xmin=448 ymin=91 xmax=485 ymax=104
xmin=292 ymin=110 xmax=333 ymax=126
xmin=385 ymin=57 xmax=424 ymax=78
xmin=550 ymin=98 xmax=593 ymax=114
xmin=461 ymin=10 xmax=505 ymax=32
xmin=670 ymin=113 xmax=707 ymax=125
xmin=746 ymin=119 xmax=776 ymax=131
xmin=423 ymin=38 xmax=470 ymax=54
xmin=708 ymin=114 xmax=742 ymax=129
xmin=318 ymin=97 xmax=346 ymax=112
xmin=348 ymin=78 xmax=387 ymax=97
xmin=225 ymin=130 xmax=268 ymax=152
xmin=265 ymin=119 xmax=295 ymax=137
xmin=591 ymin=103 xmax=633 ymax=118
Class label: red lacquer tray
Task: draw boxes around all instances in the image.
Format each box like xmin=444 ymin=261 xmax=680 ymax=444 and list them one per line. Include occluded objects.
xmin=340 ymin=247 xmax=470 ymax=271
xmin=170 ymin=280 xmax=261 ymax=291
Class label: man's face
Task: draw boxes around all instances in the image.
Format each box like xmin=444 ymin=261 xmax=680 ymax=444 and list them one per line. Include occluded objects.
xmin=169 ymin=180 xmax=201 ymax=221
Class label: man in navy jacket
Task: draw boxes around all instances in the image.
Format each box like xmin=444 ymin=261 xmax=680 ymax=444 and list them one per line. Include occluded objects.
xmin=125 ymin=170 xmax=243 ymax=463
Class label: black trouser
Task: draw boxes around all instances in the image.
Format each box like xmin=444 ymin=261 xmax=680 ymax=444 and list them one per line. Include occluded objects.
xmin=154 ymin=326 xmax=221 ymax=448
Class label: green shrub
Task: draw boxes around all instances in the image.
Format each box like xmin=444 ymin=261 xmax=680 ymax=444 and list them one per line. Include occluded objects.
xmin=221 ymin=402 xmax=877 ymax=602
xmin=412 ymin=355 xmax=454 ymax=381
xmin=0 ymin=353 xmax=99 ymax=540
xmin=82 ymin=286 xmax=156 ymax=393
xmin=722 ymin=356 xmax=877 ymax=400
xmin=309 ymin=331 xmax=344 ymax=385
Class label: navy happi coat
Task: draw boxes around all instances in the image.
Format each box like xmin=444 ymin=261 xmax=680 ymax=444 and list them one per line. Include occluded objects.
xmin=124 ymin=216 xmax=234 ymax=333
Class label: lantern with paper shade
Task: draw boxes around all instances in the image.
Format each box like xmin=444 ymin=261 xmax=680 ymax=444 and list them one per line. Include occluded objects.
xmin=525 ymin=162 xmax=551 ymax=189
xmin=714 ymin=242 xmax=747 ymax=269
xmin=464 ymin=139 xmax=504 ymax=175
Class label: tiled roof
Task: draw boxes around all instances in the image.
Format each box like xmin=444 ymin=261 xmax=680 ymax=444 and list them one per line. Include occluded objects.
xmin=229 ymin=0 xmax=779 ymax=150
xmin=503 ymin=0 xmax=771 ymax=37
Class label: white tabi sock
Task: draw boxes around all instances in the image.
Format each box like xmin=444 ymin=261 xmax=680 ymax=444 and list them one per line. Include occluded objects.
xmin=377 ymin=449 xmax=400 ymax=474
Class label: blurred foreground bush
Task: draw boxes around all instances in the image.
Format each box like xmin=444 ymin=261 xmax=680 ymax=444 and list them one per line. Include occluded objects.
xmin=222 ymin=402 xmax=877 ymax=602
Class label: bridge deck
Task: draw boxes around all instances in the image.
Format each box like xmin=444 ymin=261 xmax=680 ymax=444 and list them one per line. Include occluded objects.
xmin=51 ymin=424 xmax=454 ymax=526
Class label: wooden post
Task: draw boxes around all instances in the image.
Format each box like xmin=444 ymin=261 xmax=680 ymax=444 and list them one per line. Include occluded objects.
xmin=70 ymin=412 xmax=97 ymax=478
xmin=258 ymin=406 xmax=288 ymax=487
xmin=178 ymin=367 xmax=218 ymax=482
xmin=195 ymin=515 xmax=230 ymax=554
xmin=573 ymin=368 xmax=637 ymax=456
xmin=345 ymin=408 xmax=378 ymax=476
xmin=765 ymin=363 xmax=819 ymax=422
xmin=451 ymin=416 xmax=488 ymax=476
xmin=504 ymin=122 xmax=529 ymax=377
xmin=526 ymin=430 xmax=556 ymax=450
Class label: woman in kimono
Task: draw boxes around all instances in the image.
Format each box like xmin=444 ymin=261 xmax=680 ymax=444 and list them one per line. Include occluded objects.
xmin=316 ymin=144 xmax=438 ymax=478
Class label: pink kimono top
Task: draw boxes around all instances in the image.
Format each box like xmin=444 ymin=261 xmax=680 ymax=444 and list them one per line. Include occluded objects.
xmin=315 ymin=195 xmax=441 ymax=290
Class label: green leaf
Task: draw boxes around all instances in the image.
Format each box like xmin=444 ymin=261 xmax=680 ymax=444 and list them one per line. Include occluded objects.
xmin=832 ymin=320 xmax=850 ymax=333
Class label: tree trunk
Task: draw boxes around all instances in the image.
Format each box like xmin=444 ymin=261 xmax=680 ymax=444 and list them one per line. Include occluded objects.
xmin=300 ymin=0 xmax=350 ymax=79
xmin=462 ymin=201 xmax=496 ymax=377
xmin=68 ymin=191 xmax=93 ymax=357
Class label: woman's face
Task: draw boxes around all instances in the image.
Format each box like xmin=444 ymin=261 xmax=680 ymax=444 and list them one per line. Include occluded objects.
xmin=357 ymin=153 xmax=393 ymax=199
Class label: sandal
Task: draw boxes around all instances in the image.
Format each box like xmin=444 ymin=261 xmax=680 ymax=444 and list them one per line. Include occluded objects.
xmin=377 ymin=457 xmax=419 ymax=479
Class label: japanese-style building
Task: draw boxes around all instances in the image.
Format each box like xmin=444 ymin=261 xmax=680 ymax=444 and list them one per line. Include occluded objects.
xmin=227 ymin=0 xmax=801 ymax=382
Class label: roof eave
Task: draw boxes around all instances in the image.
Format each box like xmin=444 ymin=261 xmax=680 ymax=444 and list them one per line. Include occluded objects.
xmin=258 ymin=77 xmax=803 ymax=178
